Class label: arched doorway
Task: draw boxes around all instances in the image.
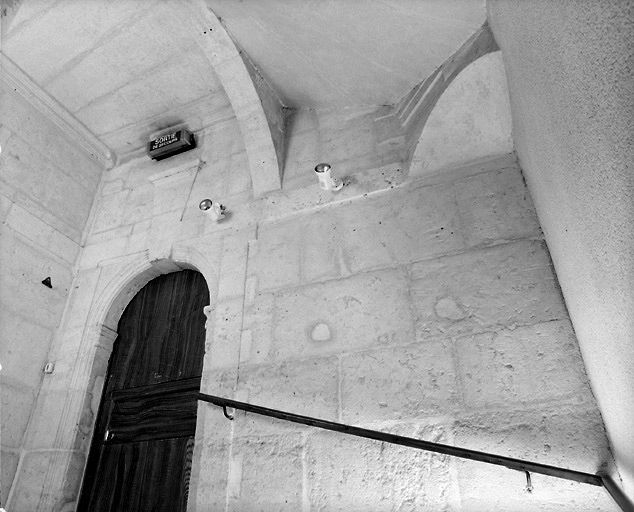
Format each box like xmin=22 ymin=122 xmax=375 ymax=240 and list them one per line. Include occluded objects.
xmin=78 ymin=269 xmax=209 ymax=511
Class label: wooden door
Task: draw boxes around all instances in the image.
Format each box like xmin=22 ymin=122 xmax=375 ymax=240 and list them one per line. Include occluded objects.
xmin=78 ymin=270 xmax=209 ymax=512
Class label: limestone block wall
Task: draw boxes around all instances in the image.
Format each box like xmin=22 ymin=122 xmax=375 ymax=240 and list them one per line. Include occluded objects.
xmin=197 ymin=154 xmax=615 ymax=511
xmin=410 ymin=51 xmax=513 ymax=178
xmin=7 ymin=104 xmax=616 ymax=510
xmin=488 ymin=0 xmax=634 ymax=497
xmin=283 ymin=106 xmax=407 ymax=191
xmin=0 ymin=86 xmax=103 ymax=506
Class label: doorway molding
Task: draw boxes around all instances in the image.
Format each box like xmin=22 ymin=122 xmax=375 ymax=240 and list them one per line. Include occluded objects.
xmin=35 ymin=245 xmax=219 ymax=511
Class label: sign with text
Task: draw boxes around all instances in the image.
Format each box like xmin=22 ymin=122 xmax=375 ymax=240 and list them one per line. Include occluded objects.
xmin=147 ymin=128 xmax=195 ymax=161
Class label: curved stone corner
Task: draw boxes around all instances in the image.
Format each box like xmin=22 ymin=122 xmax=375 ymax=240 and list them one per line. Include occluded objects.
xmin=409 ymin=51 xmax=513 ymax=177
xmin=177 ymin=0 xmax=286 ymax=198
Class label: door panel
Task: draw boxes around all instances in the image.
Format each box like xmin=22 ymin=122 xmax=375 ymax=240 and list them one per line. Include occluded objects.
xmin=109 ymin=270 xmax=208 ymax=389
xmin=79 ymin=270 xmax=208 ymax=512
xmin=108 ymin=377 xmax=201 ymax=444
xmin=86 ymin=436 xmax=194 ymax=512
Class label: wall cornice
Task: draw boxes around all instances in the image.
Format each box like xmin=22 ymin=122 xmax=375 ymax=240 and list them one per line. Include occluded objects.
xmin=1 ymin=53 xmax=115 ymax=169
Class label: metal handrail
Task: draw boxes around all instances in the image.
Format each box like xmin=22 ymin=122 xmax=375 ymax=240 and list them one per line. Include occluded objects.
xmin=197 ymin=393 xmax=633 ymax=511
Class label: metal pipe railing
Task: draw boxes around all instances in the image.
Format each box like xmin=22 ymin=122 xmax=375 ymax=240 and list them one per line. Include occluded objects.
xmin=198 ymin=393 xmax=633 ymax=511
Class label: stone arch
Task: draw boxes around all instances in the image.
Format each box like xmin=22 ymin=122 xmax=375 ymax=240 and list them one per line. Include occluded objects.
xmin=60 ymin=248 xmax=218 ymax=509
xmin=90 ymin=251 xmax=217 ymax=337
xmin=409 ymin=50 xmax=513 ymax=178
xmin=170 ymin=0 xmax=287 ymax=198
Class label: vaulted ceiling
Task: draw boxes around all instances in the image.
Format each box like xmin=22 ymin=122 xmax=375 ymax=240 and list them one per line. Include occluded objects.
xmin=1 ymin=0 xmax=486 ymax=161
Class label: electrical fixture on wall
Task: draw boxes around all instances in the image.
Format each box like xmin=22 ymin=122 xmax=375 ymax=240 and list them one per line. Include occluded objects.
xmin=147 ymin=125 xmax=196 ymax=161
xmin=314 ymin=163 xmax=343 ymax=192
xmin=199 ymin=199 xmax=226 ymax=221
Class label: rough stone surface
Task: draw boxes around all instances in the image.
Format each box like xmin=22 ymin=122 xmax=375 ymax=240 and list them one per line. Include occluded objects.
xmin=237 ymin=357 xmax=339 ymax=423
xmin=489 ymin=0 xmax=634 ymax=495
xmin=341 ymin=341 xmax=459 ymax=423
xmin=411 ymin=51 xmax=513 ymax=177
xmin=455 ymin=165 xmax=541 ymax=246
xmin=411 ymin=240 xmax=566 ymax=341
xmin=1 ymin=376 xmax=36 ymax=449
xmin=272 ymin=268 xmax=415 ymax=361
xmin=307 ymin=423 xmax=456 ymax=512
xmin=1 ymin=449 xmax=19 ymax=504
xmin=454 ymin=407 xmax=616 ymax=511
xmin=456 ymin=321 xmax=593 ymax=408
xmin=227 ymin=434 xmax=304 ymax=511
xmin=2 ymin=44 xmax=618 ymax=509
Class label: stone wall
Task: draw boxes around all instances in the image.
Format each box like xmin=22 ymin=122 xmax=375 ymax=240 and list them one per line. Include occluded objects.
xmin=3 ymin=76 xmax=617 ymax=509
xmin=488 ymin=0 xmax=634 ymax=497
xmin=195 ymin=152 xmax=614 ymax=511
xmin=0 ymin=85 xmax=103 ymax=506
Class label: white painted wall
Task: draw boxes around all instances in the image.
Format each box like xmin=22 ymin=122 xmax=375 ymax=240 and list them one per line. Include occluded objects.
xmin=488 ymin=0 xmax=634 ymax=498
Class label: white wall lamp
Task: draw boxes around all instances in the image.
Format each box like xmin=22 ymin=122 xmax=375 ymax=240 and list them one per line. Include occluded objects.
xmin=199 ymin=199 xmax=226 ymax=221
xmin=314 ymin=163 xmax=343 ymax=192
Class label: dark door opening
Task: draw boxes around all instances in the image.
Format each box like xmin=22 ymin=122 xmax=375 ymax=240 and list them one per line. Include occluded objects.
xmin=78 ymin=270 xmax=209 ymax=512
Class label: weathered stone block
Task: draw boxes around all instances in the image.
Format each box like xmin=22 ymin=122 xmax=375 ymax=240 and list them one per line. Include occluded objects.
xmin=454 ymin=406 xmax=610 ymax=474
xmin=1 ymin=130 xmax=95 ymax=230
xmin=339 ymin=183 xmax=464 ymax=272
xmin=456 ymin=461 xmax=615 ymax=512
xmin=1 ymin=136 xmax=50 ymax=200
xmin=243 ymin=292 xmax=275 ymax=364
xmin=2 ymin=90 xmax=100 ymax=190
xmin=0 ymin=229 xmax=73 ymax=327
xmin=227 ymin=150 xmax=252 ymax=197
xmin=301 ymin=209 xmax=348 ymax=283
xmin=83 ymin=224 xmax=133 ymax=246
xmin=0 ymin=309 xmax=52 ymax=388
xmin=321 ymin=111 xmax=376 ymax=168
xmin=272 ymin=268 xmax=415 ymax=360
xmin=11 ymin=187 xmax=82 ymax=242
xmin=455 ymin=321 xmax=593 ymax=408
xmin=35 ymin=327 xmax=84 ymax=394
xmin=1 ymin=449 xmax=19 ymax=504
xmin=341 ymin=341 xmax=459 ymax=423
xmin=1 ymin=380 xmax=36 ymax=448
xmin=217 ymin=232 xmax=249 ymax=300
xmin=0 ymin=192 xmax=13 ymax=223
xmin=91 ymin=189 xmax=129 ymax=233
xmin=411 ymin=240 xmax=567 ymax=341
xmin=200 ymin=368 xmax=237 ymax=404
xmin=227 ymin=434 xmax=304 ymax=511
xmin=44 ymin=165 xmax=94 ymax=230
xmin=207 ymin=298 xmax=244 ymax=369
xmin=149 ymin=165 xmax=198 ymax=216
xmin=192 ymin=439 xmax=231 ymax=511
xmin=249 ymin=220 xmax=303 ymax=292
xmin=306 ymin=422 xmax=455 ymax=512
xmin=283 ymin=127 xmax=319 ymax=190
xmin=79 ymin=235 xmax=128 ymax=269
xmin=455 ymin=166 xmax=540 ymax=246
xmin=123 ymin=182 xmax=154 ymax=225
xmin=9 ymin=450 xmax=85 ymax=512
xmin=23 ymin=389 xmax=68 ymax=450
xmin=6 ymin=203 xmax=80 ymax=264
xmin=126 ymin=218 xmax=151 ymax=253
xmin=454 ymin=407 xmax=615 ymax=511
xmin=237 ymin=356 xmax=339 ymax=423
xmin=63 ymin=267 xmax=102 ymax=330
xmin=101 ymin=178 xmax=124 ymax=195
xmin=147 ymin=210 xmax=203 ymax=260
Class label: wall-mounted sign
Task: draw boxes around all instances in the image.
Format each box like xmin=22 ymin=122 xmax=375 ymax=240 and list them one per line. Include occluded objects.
xmin=147 ymin=127 xmax=196 ymax=161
